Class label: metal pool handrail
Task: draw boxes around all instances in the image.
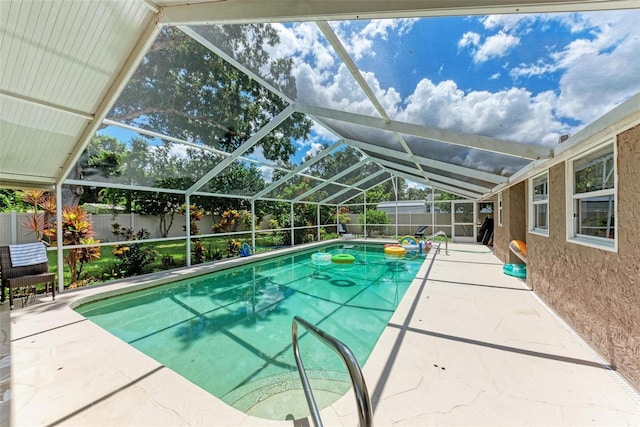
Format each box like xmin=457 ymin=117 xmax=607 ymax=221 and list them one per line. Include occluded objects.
xmin=426 ymin=231 xmax=449 ymax=254
xmin=292 ymin=316 xmax=373 ymax=427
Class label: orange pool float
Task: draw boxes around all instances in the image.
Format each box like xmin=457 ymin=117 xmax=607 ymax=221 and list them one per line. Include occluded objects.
xmin=509 ymin=240 xmax=527 ymax=263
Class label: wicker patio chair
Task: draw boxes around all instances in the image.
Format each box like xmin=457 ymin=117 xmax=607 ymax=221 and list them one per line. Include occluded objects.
xmin=0 ymin=245 xmax=55 ymax=309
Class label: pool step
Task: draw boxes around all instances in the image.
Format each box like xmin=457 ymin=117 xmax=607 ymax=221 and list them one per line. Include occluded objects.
xmin=222 ymin=370 xmax=351 ymax=421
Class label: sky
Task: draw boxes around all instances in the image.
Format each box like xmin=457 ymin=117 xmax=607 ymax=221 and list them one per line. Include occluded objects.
xmin=262 ymin=9 xmax=640 ymax=157
xmin=101 ymin=9 xmax=640 ymax=188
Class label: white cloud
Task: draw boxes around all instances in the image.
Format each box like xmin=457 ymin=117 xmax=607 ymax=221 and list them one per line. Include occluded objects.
xmin=472 ymin=31 xmax=521 ymax=63
xmin=334 ymin=19 xmax=417 ymax=60
xmin=268 ymin=22 xmax=336 ymax=72
xmin=458 ymin=31 xmax=480 ymax=48
xmin=458 ymin=29 xmax=520 ymax=63
xmin=306 ymin=142 xmax=324 ymax=158
xmin=397 ymin=79 xmax=568 ymax=147
xmin=481 ymin=14 xmax=536 ymax=32
xmin=507 ymin=11 xmax=640 ymax=123
xmin=258 ymin=165 xmax=274 ymax=183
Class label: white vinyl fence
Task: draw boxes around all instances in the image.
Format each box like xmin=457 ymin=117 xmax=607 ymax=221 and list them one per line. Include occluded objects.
xmin=0 ymin=212 xmax=215 ymax=246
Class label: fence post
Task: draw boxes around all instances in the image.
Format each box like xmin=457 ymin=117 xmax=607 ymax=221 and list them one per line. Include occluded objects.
xmin=11 ymin=211 xmax=17 ymax=244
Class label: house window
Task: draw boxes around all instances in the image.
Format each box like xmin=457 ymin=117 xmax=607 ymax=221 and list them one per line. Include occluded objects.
xmin=497 ymin=192 xmax=503 ymax=226
xmin=529 ymin=172 xmax=548 ymax=235
xmin=568 ymin=141 xmax=616 ymax=250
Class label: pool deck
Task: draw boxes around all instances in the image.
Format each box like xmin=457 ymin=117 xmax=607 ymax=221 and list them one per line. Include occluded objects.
xmin=3 ymin=241 xmax=640 ymax=426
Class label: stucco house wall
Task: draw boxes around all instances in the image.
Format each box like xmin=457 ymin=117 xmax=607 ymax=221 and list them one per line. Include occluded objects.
xmin=492 ymin=182 xmax=526 ymax=265
xmin=495 ymin=124 xmax=640 ymax=391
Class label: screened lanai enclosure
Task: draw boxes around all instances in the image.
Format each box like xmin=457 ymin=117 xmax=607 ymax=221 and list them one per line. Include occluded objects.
xmin=1 ymin=0 xmax=639 ymax=289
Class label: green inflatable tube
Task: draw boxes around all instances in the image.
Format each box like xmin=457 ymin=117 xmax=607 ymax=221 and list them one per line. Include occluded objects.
xmin=332 ymin=253 xmax=355 ymax=264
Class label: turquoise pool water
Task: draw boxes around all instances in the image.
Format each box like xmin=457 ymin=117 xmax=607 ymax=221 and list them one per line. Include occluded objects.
xmin=75 ymin=243 xmax=424 ymax=420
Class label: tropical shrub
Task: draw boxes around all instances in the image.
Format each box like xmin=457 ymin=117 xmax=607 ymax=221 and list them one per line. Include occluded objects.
xmin=213 ymin=209 xmax=252 ymax=233
xmin=192 ymin=240 xmax=206 ymax=264
xmin=44 ymin=205 xmax=101 ymax=283
xmin=181 ymin=204 xmax=204 ymax=235
xmin=111 ymin=227 xmax=157 ymax=277
xmin=20 ymin=190 xmax=56 ymax=241
xmin=226 ymin=239 xmax=241 ymax=257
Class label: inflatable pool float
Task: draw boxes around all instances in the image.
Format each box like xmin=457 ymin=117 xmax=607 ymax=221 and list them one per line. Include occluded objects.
xmin=509 ymin=240 xmax=527 ymax=263
xmin=399 ymin=235 xmax=418 ymax=246
xmin=384 ymin=246 xmax=406 ymax=257
xmin=311 ymin=252 xmax=332 ymax=265
xmin=331 ymin=253 xmax=355 ymax=264
xmin=503 ymin=263 xmax=526 ymax=279
xmin=240 ymin=242 xmax=252 ymax=257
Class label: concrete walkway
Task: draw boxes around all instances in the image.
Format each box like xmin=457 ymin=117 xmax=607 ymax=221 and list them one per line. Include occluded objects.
xmin=5 ymin=242 xmax=640 ymax=426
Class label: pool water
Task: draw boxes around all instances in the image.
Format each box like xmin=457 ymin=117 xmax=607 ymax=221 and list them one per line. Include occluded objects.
xmin=75 ymin=244 xmax=424 ymax=420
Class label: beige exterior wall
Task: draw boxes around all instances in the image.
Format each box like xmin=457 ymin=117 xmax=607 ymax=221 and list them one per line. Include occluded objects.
xmin=496 ymin=124 xmax=640 ymax=390
xmin=493 ymin=182 xmax=526 ymax=264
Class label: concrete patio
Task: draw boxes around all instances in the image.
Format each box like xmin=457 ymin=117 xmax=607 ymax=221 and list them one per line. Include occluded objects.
xmin=4 ymin=242 xmax=640 ymax=426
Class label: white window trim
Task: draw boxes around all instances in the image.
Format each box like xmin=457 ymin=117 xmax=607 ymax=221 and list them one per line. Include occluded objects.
xmin=565 ymin=138 xmax=617 ymax=252
xmin=529 ymin=172 xmax=549 ymax=236
xmin=497 ymin=192 xmax=503 ymax=227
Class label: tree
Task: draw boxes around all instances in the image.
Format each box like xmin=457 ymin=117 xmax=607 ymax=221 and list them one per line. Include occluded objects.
xmin=434 ymin=190 xmax=462 ymax=213
xmin=130 ymin=178 xmax=189 ymax=238
xmin=359 ymin=209 xmax=390 ymax=236
xmin=404 ymin=186 xmax=431 ymax=201
xmin=0 ymin=189 xmax=27 ymax=212
xmin=66 ymin=25 xmax=311 ymax=207
xmin=61 ymin=135 xmax=127 ymax=207
xmin=108 ymin=26 xmax=311 ymax=163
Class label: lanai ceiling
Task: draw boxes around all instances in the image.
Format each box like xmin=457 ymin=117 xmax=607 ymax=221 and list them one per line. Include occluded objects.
xmin=1 ymin=0 xmax=639 ymax=202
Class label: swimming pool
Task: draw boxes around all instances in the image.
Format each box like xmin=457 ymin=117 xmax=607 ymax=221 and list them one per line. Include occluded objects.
xmin=75 ymin=243 xmax=424 ymax=420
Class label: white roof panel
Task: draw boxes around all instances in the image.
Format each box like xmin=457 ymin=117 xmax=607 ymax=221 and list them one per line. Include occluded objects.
xmin=1 ymin=0 xmax=158 ymax=187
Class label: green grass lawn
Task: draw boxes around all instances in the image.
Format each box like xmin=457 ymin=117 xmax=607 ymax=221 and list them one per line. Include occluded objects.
xmin=44 ymin=234 xmax=292 ymax=288
xmin=46 ymin=240 xmax=189 ymax=286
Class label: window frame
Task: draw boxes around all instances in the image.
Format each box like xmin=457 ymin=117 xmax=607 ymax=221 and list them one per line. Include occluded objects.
xmin=497 ymin=191 xmax=503 ymax=226
xmin=528 ymin=171 xmax=549 ymax=236
xmin=566 ymin=139 xmax=617 ymax=252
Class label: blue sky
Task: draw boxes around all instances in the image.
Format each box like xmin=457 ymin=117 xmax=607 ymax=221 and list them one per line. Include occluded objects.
xmin=266 ymin=10 xmax=640 ymax=149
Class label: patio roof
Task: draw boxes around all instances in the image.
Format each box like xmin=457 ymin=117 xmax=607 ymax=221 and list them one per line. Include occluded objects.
xmin=1 ymin=0 xmax=639 ymax=202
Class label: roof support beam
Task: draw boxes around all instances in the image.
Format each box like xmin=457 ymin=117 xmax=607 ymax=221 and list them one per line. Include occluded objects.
xmin=161 ymin=0 xmax=640 ymax=25
xmin=253 ymin=140 xmax=344 ymax=200
xmin=0 ymin=90 xmax=93 ymax=121
xmin=64 ymin=179 xmax=186 ymax=195
xmin=295 ymin=103 xmax=551 ymax=159
xmin=339 ymin=176 xmax=394 ymax=206
xmin=293 ymin=160 xmax=370 ymax=202
xmin=373 ymin=157 xmax=489 ymax=194
xmin=186 ymin=105 xmax=294 ymax=195
xmin=344 ymin=138 xmax=508 ymax=184
xmin=320 ymin=169 xmax=387 ymax=204
xmin=57 ymin=15 xmax=163 ymax=183
xmin=317 ymin=22 xmax=428 ymax=177
xmin=103 ymin=118 xmax=310 ymax=178
xmin=385 ymin=168 xmax=481 ymax=199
